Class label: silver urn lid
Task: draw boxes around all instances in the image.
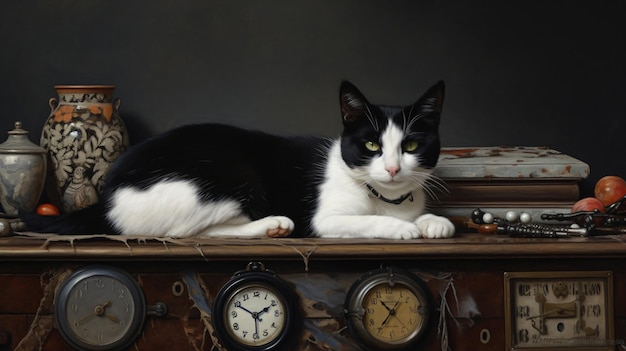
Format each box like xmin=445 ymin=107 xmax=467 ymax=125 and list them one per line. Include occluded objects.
xmin=0 ymin=122 xmax=46 ymax=154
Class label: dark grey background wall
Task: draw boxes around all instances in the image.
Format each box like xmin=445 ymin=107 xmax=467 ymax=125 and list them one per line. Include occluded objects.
xmin=1 ymin=0 xmax=624 ymax=196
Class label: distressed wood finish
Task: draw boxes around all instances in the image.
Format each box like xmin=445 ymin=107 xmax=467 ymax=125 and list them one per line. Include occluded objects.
xmin=1 ymin=233 xmax=625 ymax=350
xmin=2 ymin=233 xmax=626 ymax=260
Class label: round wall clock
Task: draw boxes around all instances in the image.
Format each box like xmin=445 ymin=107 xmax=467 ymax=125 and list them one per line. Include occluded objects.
xmin=54 ymin=265 xmax=146 ymax=351
xmin=212 ymin=262 xmax=297 ymax=351
xmin=344 ymin=267 xmax=432 ymax=351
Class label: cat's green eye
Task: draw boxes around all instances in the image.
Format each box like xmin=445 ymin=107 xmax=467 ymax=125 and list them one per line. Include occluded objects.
xmin=364 ymin=141 xmax=380 ymax=152
xmin=403 ymin=141 xmax=419 ymax=152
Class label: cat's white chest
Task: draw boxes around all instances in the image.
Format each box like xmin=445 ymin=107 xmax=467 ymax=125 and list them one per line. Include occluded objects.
xmin=369 ymin=193 xmax=425 ymax=221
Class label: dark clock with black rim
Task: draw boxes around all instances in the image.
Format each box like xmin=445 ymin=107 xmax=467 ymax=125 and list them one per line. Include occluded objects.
xmin=344 ymin=267 xmax=432 ymax=351
xmin=54 ymin=265 xmax=146 ymax=351
xmin=212 ymin=262 xmax=298 ymax=351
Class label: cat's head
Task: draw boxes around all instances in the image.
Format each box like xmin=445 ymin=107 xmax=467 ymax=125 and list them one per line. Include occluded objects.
xmin=339 ymin=81 xmax=444 ymax=193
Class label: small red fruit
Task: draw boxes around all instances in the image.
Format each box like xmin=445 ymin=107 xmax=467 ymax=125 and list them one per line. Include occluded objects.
xmin=36 ymin=203 xmax=60 ymax=216
xmin=572 ymin=197 xmax=605 ymax=225
xmin=572 ymin=197 xmax=605 ymax=213
xmin=594 ymin=175 xmax=626 ymax=207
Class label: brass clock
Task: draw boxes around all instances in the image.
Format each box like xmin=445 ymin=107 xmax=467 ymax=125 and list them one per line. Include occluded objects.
xmin=344 ymin=267 xmax=431 ymax=351
xmin=212 ymin=262 xmax=297 ymax=351
xmin=504 ymin=271 xmax=615 ymax=350
xmin=54 ymin=266 xmax=146 ymax=351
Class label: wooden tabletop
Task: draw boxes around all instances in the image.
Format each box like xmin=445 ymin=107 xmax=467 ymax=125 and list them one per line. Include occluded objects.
xmin=1 ymin=232 xmax=625 ymax=261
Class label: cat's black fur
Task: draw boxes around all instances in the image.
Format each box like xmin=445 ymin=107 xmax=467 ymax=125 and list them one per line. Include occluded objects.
xmin=108 ymin=124 xmax=330 ymax=236
xmin=24 ymin=124 xmax=331 ymax=236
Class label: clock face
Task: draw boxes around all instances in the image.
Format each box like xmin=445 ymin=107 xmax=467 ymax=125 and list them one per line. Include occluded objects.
xmin=55 ymin=266 xmax=146 ymax=351
xmin=345 ymin=268 xmax=431 ymax=351
xmin=212 ymin=264 xmax=297 ymax=351
xmin=505 ymin=271 xmax=614 ymax=350
xmin=362 ymin=283 xmax=425 ymax=343
xmin=224 ymin=284 xmax=287 ymax=346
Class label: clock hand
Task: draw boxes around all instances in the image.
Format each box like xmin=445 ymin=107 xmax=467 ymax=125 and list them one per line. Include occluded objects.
xmin=76 ymin=311 xmax=96 ymax=326
xmin=527 ymin=307 xmax=576 ymax=320
xmin=96 ymin=301 xmax=117 ymax=322
xmin=104 ymin=313 xmax=120 ymax=323
xmin=76 ymin=301 xmax=113 ymax=326
xmin=252 ymin=303 xmax=275 ymax=323
xmin=237 ymin=305 xmax=255 ymax=316
xmin=254 ymin=314 xmax=260 ymax=337
xmin=256 ymin=304 xmax=272 ymax=317
xmin=379 ymin=300 xmax=393 ymax=312
xmin=379 ymin=313 xmax=393 ymax=328
xmin=379 ymin=299 xmax=402 ymax=327
xmin=98 ymin=301 xmax=120 ymax=323
xmin=238 ymin=304 xmax=265 ymax=325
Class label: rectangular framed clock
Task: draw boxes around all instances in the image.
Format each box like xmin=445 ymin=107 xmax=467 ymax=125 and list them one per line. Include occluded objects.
xmin=504 ymin=271 xmax=615 ymax=351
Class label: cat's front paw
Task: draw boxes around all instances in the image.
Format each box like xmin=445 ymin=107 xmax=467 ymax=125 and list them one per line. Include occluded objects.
xmin=263 ymin=216 xmax=294 ymax=237
xmin=384 ymin=221 xmax=421 ymax=240
xmin=415 ymin=214 xmax=455 ymax=239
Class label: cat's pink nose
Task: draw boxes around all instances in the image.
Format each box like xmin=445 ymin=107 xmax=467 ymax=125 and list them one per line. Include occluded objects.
xmin=386 ymin=165 xmax=400 ymax=177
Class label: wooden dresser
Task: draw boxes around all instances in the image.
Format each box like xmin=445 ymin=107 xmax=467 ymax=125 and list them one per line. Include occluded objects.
xmin=1 ymin=233 xmax=625 ymax=351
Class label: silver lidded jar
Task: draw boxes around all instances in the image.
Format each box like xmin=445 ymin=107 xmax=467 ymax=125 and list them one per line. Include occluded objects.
xmin=0 ymin=122 xmax=47 ymax=216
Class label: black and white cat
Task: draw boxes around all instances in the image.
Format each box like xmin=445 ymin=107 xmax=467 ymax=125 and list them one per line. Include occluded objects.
xmin=24 ymin=81 xmax=455 ymax=239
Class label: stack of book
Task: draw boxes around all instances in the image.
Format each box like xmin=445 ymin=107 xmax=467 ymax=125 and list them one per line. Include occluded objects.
xmin=430 ymin=146 xmax=590 ymax=223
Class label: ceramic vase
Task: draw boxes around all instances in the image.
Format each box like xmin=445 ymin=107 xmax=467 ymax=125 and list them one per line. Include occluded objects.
xmin=0 ymin=122 xmax=47 ymax=216
xmin=41 ymin=85 xmax=129 ymax=213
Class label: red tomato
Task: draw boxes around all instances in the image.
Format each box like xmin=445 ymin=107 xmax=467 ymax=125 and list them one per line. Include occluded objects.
xmin=36 ymin=203 xmax=60 ymax=216
xmin=594 ymin=175 xmax=626 ymax=207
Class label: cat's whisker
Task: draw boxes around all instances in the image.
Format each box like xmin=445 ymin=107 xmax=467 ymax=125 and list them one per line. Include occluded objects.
xmin=404 ymin=104 xmax=418 ymax=131
xmin=404 ymin=131 xmax=424 ymax=138
xmin=364 ymin=104 xmax=379 ymax=131
xmin=407 ymin=172 xmax=447 ymax=203
xmin=425 ymin=174 xmax=450 ymax=194
xmin=406 ymin=112 xmax=428 ymax=131
xmin=417 ymin=179 xmax=442 ymax=203
xmin=409 ymin=175 xmax=426 ymax=187
xmin=401 ymin=108 xmax=408 ymax=132
xmin=424 ymin=188 xmax=440 ymax=203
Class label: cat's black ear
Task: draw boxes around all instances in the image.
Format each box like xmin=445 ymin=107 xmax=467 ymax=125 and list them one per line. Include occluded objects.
xmin=416 ymin=80 xmax=445 ymax=114
xmin=340 ymin=81 xmax=370 ymax=123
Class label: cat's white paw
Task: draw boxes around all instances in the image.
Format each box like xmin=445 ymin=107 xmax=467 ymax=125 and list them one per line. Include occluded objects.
xmin=315 ymin=216 xmax=420 ymax=239
xmin=396 ymin=222 xmax=421 ymax=239
xmin=202 ymin=215 xmax=295 ymax=238
xmin=376 ymin=221 xmax=420 ymax=240
xmin=261 ymin=216 xmax=294 ymax=237
xmin=415 ymin=214 xmax=455 ymax=239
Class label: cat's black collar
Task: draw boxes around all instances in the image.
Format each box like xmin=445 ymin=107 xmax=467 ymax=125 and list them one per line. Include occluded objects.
xmin=366 ymin=184 xmax=414 ymax=205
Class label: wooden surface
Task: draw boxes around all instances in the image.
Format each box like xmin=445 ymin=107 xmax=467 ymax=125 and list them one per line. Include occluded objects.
xmin=2 ymin=232 xmax=626 ymax=260
xmin=1 ymin=233 xmax=625 ymax=351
